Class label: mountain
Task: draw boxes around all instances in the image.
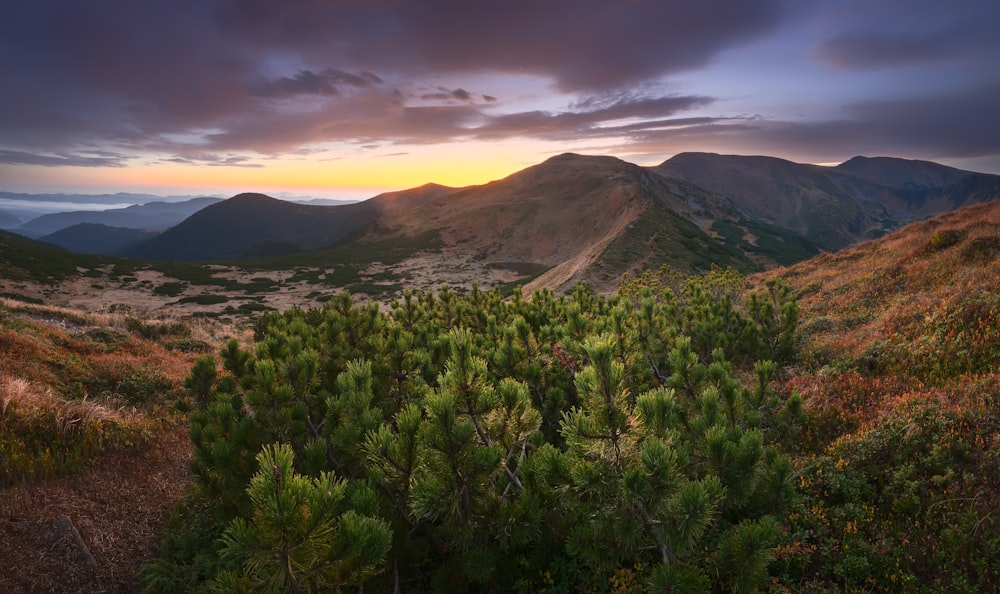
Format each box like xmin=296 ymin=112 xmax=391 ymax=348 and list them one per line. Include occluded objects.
xmin=833 ymin=155 xmax=970 ymax=188
xmin=122 ymin=185 xmax=460 ymax=262
xmin=0 ymin=209 xmax=21 ymax=229
xmin=15 ymin=197 xmax=222 ymax=238
xmin=0 ymin=229 xmax=113 ymax=284
xmin=38 ymin=223 xmax=159 ymax=255
xmin=116 ymin=151 xmax=997 ymax=294
xmin=654 ymin=152 xmax=997 ymax=250
xmin=834 ymin=155 xmax=1000 ymax=217
xmin=354 ymin=153 xmax=819 ymax=292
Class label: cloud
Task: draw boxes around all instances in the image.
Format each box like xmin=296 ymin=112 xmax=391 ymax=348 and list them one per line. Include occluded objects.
xmin=253 ymin=68 xmax=383 ymax=98
xmin=419 ymin=88 xmax=479 ymax=103
xmin=0 ymin=149 xmax=128 ymax=167
xmin=0 ymin=0 xmax=786 ymax=164
xmin=614 ymin=84 xmax=1000 ymax=165
xmin=212 ymin=0 xmax=787 ymax=91
xmin=162 ymin=154 xmax=264 ymax=168
xmin=808 ymin=0 xmax=1000 ymax=70
xmin=192 ymin=89 xmax=715 ymax=153
xmin=812 ymin=27 xmax=990 ymax=70
xmin=1 ymin=0 xmax=996 ymax=174
xmin=472 ymin=93 xmax=715 ymax=141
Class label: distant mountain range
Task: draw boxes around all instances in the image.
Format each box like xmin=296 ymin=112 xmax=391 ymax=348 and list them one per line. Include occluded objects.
xmin=4 ymin=152 xmax=997 ymax=293
xmin=15 ymin=197 xmax=223 ymax=238
xmin=0 ymin=209 xmax=21 ymax=229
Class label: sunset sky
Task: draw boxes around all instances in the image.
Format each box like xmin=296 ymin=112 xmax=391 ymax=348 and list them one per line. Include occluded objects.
xmin=2 ymin=0 xmax=998 ymax=200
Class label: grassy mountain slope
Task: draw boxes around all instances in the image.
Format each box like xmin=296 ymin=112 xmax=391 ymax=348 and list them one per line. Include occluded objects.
xmin=0 ymin=209 xmax=21 ymax=229
xmin=654 ymin=152 xmax=902 ymax=249
xmin=0 ymin=230 xmax=112 ymax=284
xmin=762 ymin=198 xmax=1000 ymax=381
xmin=39 ymin=223 xmax=159 ymax=255
xmin=360 ymin=153 xmax=818 ymax=292
xmin=833 ymin=155 xmax=970 ymax=188
xmin=0 ymin=195 xmax=997 ymax=591
xmin=752 ymin=199 xmax=1000 ymax=591
xmin=124 ymin=185 xmax=459 ymax=262
xmin=123 ymin=193 xmax=379 ymax=261
xmin=655 ymin=152 xmax=999 ymax=250
xmin=0 ymin=298 xmax=232 ymax=592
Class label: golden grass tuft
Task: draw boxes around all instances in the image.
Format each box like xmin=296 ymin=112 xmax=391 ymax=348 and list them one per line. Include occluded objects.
xmin=0 ymin=375 xmax=125 ymax=426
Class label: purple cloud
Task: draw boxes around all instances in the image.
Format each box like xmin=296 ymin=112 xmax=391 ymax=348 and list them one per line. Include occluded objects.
xmin=0 ymin=0 xmax=997 ymax=174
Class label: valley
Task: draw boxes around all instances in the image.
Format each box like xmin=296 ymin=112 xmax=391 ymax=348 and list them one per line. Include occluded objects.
xmin=2 ymin=151 xmax=997 ymax=318
xmin=1 ymin=152 xmax=998 ymax=593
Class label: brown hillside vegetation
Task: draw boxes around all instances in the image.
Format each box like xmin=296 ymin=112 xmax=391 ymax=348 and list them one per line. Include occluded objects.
xmin=363 ymin=153 xmax=753 ymax=292
xmin=761 ymin=198 xmax=1000 ymax=382
xmin=0 ymin=302 xmax=233 ymax=592
xmin=753 ymin=199 xmax=1000 ymax=590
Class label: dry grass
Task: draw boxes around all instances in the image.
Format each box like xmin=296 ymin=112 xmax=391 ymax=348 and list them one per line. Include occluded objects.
xmin=0 ymin=375 xmax=126 ymax=430
xmin=0 ymin=425 xmax=193 ymax=593
xmin=757 ymin=199 xmax=1000 ymax=373
xmin=0 ymin=300 xmax=208 ymax=593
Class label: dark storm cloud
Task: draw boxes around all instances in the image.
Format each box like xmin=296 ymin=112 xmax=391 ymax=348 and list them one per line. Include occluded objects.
xmin=2 ymin=0 xmax=998 ymax=170
xmin=842 ymin=84 xmax=1000 ymax=157
xmin=0 ymin=0 xmax=255 ymax=152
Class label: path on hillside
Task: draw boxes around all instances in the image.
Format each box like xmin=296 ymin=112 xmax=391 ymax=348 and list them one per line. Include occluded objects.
xmin=0 ymin=424 xmax=192 ymax=593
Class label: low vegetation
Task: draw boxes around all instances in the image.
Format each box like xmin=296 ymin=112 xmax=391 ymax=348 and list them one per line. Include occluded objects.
xmin=141 ymin=276 xmax=802 ymax=593
xmin=0 ymin=299 xmax=215 ymax=485
xmin=2 ymin=199 xmax=998 ymax=593
xmin=141 ymin=203 xmax=999 ymax=592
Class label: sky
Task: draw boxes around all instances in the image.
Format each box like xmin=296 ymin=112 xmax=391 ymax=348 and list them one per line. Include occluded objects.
xmin=1 ymin=0 xmax=998 ymax=200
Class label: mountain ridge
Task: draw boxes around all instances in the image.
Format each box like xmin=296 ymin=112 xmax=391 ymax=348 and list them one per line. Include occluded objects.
xmin=15 ymin=197 xmax=222 ymax=238
xmin=30 ymin=150 xmax=997 ymax=295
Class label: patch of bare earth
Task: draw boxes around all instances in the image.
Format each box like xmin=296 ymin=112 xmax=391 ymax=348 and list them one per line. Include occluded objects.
xmin=0 ymin=425 xmax=193 ymax=593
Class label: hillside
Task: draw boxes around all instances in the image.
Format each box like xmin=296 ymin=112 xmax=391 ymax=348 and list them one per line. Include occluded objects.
xmin=39 ymin=223 xmax=159 ymax=255
xmin=354 ymin=153 xmax=824 ymax=293
xmin=122 ymin=185 xmax=458 ymax=262
xmin=0 ymin=230 xmax=114 ymax=284
xmin=97 ymin=152 xmax=998 ymax=296
xmin=761 ymin=198 xmax=1000 ymax=381
xmin=833 ymin=155 xmax=970 ymax=188
xmin=136 ymin=199 xmax=999 ymax=592
xmin=16 ymin=197 xmax=222 ymax=238
xmin=0 ymin=299 xmax=237 ymax=592
xmin=747 ymin=199 xmax=1000 ymax=590
xmin=0 ymin=209 xmax=21 ymax=229
xmin=1 ymin=151 xmax=995 ymax=309
xmin=655 ymin=152 xmax=997 ymax=250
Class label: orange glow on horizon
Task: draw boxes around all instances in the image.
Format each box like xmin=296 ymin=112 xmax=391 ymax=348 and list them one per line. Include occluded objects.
xmin=1 ymin=138 xmax=632 ymax=197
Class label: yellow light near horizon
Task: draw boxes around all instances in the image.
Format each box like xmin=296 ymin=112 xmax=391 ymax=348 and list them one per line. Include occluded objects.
xmin=1 ymin=138 xmax=612 ymax=197
xmin=114 ymin=141 xmax=545 ymax=195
